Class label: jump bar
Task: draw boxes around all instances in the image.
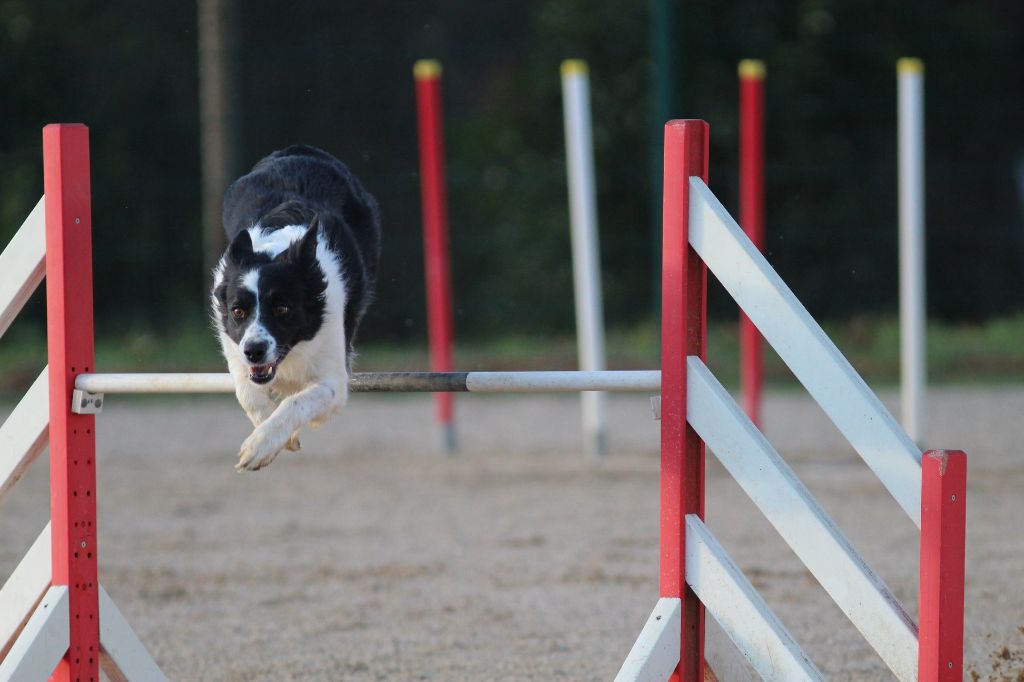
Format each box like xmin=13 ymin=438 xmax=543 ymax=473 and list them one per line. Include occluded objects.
xmin=74 ymin=370 xmax=662 ymax=395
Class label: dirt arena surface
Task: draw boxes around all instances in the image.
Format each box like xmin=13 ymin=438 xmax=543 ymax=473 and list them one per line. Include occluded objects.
xmin=2 ymin=385 xmax=1022 ymax=680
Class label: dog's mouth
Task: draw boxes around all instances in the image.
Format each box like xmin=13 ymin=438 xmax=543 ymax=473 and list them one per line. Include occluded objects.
xmin=248 ymin=362 xmax=278 ymax=385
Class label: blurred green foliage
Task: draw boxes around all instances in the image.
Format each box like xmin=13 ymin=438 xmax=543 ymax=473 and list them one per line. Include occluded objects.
xmin=0 ymin=0 xmax=1021 ymax=348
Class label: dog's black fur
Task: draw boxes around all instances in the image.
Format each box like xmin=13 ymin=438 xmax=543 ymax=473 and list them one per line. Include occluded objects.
xmin=217 ymin=145 xmax=381 ymax=364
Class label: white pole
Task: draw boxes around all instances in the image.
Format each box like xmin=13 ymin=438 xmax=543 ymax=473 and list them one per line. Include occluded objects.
xmin=561 ymin=59 xmax=608 ymax=457
xmin=898 ymin=58 xmax=926 ymax=445
xmin=74 ymin=371 xmax=661 ymax=395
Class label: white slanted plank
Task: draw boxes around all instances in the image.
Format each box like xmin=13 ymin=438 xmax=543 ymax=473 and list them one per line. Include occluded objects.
xmin=687 ymin=358 xmax=919 ymax=681
xmin=614 ymin=598 xmax=681 ymax=682
xmin=0 ymin=524 xmax=51 ymax=661
xmin=0 ymin=585 xmax=69 ymax=682
xmin=0 ymin=196 xmax=46 ymax=339
xmin=685 ymin=516 xmax=823 ymax=682
xmin=688 ymin=177 xmax=923 ymax=526
xmin=99 ymin=585 xmax=167 ymax=682
xmin=0 ymin=367 xmax=49 ymax=503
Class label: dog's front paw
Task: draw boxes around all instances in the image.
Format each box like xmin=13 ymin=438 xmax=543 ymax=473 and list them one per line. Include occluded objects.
xmin=236 ymin=424 xmax=290 ymax=471
xmin=285 ymin=432 xmax=301 ymax=452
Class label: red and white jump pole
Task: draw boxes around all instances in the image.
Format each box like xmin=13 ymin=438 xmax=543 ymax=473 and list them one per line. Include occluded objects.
xmin=44 ymin=123 xmax=100 ymax=681
xmin=414 ymin=59 xmax=457 ymax=454
xmin=738 ymin=60 xmax=765 ymax=428
xmin=660 ymin=119 xmax=709 ymax=682
xmin=560 ymin=59 xmax=608 ymax=458
xmin=898 ymin=57 xmax=926 ymax=445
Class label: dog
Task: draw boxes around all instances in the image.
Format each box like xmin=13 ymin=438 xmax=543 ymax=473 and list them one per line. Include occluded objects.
xmin=210 ymin=145 xmax=380 ymax=471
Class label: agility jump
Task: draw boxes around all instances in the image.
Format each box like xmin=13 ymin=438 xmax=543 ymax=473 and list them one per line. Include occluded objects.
xmin=0 ymin=122 xmax=965 ymax=681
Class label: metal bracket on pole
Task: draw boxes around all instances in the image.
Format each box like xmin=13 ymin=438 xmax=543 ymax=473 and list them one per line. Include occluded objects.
xmin=71 ymin=389 xmax=103 ymax=414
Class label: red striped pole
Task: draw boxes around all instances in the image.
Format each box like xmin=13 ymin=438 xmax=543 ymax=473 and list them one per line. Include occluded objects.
xmin=414 ymin=59 xmax=456 ymax=453
xmin=661 ymin=119 xmax=708 ymax=682
xmin=44 ymin=123 xmax=99 ymax=681
xmin=919 ymin=450 xmax=967 ymax=681
xmin=738 ymin=59 xmax=765 ymax=428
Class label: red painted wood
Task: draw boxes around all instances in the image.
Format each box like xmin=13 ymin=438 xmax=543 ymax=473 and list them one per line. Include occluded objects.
xmin=414 ymin=65 xmax=456 ymax=435
xmin=44 ymin=123 xmax=99 ymax=682
xmin=661 ymin=119 xmax=708 ymax=682
xmin=738 ymin=68 xmax=765 ymax=428
xmin=919 ymin=450 xmax=967 ymax=682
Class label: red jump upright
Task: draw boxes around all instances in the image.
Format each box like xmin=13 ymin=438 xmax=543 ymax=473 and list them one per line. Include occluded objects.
xmin=738 ymin=60 xmax=766 ymax=427
xmin=919 ymin=450 xmax=967 ymax=681
xmin=414 ymin=59 xmax=457 ymax=453
xmin=44 ymin=123 xmax=100 ymax=682
xmin=660 ymin=119 xmax=709 ymax=682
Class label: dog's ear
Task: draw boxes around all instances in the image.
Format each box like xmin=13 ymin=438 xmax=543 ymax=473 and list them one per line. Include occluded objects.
xmin=293 ymin=215 xmax=320 ymax=264
xmin=228 ymin=229 xmax=253 ymax=262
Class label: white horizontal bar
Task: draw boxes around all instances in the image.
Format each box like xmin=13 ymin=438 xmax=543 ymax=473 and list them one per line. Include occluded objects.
xmin=76 ymin=372 xmax=234 ymax=393
xmin=685 ymin=515 xmax=824 ymax=682
xmin=74 ymin=370 xmax=662 ymax=395
xmin=0 ymin=585 xmax=69 ymax=682
xmin=465 ymin=370 xmax=658 ymax=393
xmin=0 ymin=524 xmax=51 ymax=662
xmin=99 ymin=585 xmax=167 ymax=682
xmin=0 ymin=368 xmax=50 ymax=503
xmin=687 ymin=357 xmax=919 ymax=681
xmin=688 ymin=177 xmax=923 ymax=526
xmin=0 ymin=196 xmax=46 ymax=340
xmin=614 ymin=598 xmax=681 ymax=682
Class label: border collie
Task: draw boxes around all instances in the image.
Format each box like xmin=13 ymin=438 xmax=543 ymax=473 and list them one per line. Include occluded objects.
xmin=210 ymin=145 xmax=380 ymax=471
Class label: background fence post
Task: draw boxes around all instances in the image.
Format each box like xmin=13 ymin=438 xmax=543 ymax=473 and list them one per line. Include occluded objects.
xmin=738 ymin=59 xmax=765 ymax=428
xmin=898 ymin=57 xmax=926 ymax=445
xmin=414 ymin=59 xmax=457 ymax=454
xmin=561 ymin=59 xmax=608 ymax=458
xmin=661 ymin=119 xmax=709 ymax=682
xmin=44 ymin=123 xmax=99 ymax=682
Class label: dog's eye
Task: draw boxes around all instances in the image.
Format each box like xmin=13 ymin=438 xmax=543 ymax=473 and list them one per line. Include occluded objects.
xmin=274 ymin=305 xmax=290 ymax=317
xmin=231 ymin=306 xmax=246 ymax=320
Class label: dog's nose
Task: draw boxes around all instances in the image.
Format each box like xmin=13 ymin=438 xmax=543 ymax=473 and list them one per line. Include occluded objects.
xmin=244 ymin=342 xmax=269 ymax=363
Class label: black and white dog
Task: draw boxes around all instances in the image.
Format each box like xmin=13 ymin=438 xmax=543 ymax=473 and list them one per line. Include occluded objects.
xmin=211 ymin=145 xmax=380 ymax=471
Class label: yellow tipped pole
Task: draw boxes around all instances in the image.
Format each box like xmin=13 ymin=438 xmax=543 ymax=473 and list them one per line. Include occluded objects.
xmin=738 ymin=59 xmax=766 ymax=80
xmin=561 ymin=59 xmax=589 ymax=77
xmin=897 ymin=57 xmax=924 ymax=75
xmin=414 ymin=59 xmax=442 ymax=80
xmin=897 ymin=56 xmax=926 ymax=444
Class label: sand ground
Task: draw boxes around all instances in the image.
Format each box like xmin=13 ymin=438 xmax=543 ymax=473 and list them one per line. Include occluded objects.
xmin=1 ymin=385 xmax=1022 ymax=681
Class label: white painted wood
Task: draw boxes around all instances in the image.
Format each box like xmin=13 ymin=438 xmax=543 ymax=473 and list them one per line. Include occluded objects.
xmin=561 ymin=61 xmax=608 ymax=458
xmin=0 ymin=368 xmax=49 ymax=503
xmin=687 ymin=357 xmax=919 ymax=681
xmin=0 ymin=524 xmax=51 ymax=662
xmin=688 ymin=178 xmax=924 ymax=526
xmin=0 ymin=585 xmax=69 ymax=682
xmin=76 ymin=370 xmax=662 ymax=394
xmin=0 ymin=196 xmax=46 ymax=340
xmin=614 ymin=598 xmax=681 ymax=682
xmin=685 ymin=516 xmax=824 ymax=682
xmin=898 ymin=60 xmax=926 ymax=445
xmin=99 ymin=585 xmax=167 ymax=682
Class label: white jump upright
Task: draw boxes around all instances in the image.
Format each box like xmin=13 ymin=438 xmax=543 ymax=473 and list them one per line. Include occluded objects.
xmin=898 ymin=57 xmax=926 ymax=445
xmin=561 ymin=59 xmax=608 ymax=457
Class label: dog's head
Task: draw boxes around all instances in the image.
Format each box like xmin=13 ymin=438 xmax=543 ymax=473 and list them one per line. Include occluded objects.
xmin=212 ymin=220 xmax=327 ymax=385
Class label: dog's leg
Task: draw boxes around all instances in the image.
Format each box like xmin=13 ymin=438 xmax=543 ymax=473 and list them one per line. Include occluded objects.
xmin=231 ymin=364 xmax=302 ymax=452
xmin=235 ymin=375 xmax=277 ymax=426
xmin=236 ymin=380 xmax=346 ymax=471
